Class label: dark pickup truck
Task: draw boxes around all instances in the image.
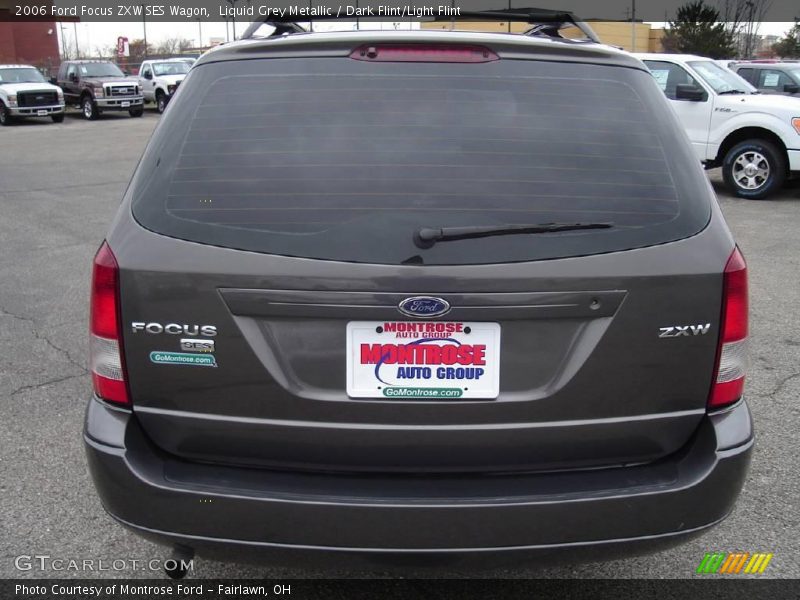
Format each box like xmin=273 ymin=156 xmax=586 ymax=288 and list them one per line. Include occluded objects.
xmin=55 ymin=60 xmax=144 ymax=120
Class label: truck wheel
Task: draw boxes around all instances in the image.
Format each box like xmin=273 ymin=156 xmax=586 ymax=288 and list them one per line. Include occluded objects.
xmin=0 ymin=102 xmax=13 ymax=126
xmin=51 ymin=113 xmax=65 ymax=123
xmin=129 ymin=106 xmax=144 ymax=117
xmin=722 ymin=139 xmax=786 ymax=200
xmin=82 ymin=96 xmax=99 ymax=120
xmin=156 ymin=91 xmax=167 ymax=114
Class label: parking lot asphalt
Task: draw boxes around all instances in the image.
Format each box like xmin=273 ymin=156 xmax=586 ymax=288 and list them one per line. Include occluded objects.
xmin=1 ymin=110 xmax=799 ymax=580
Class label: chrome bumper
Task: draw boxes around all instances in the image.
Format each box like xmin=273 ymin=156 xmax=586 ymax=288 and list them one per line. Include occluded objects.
xmin=96 ymin=96 xmax=144 ymax=109
xmin=9 ymin=104 xmax=65 ymax=116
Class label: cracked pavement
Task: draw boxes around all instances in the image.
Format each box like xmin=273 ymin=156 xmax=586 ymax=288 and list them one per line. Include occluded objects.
xmin=0 ymin=110 xmax=799 ymax=580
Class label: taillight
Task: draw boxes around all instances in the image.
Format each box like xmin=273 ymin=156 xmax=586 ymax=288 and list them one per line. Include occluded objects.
xmin=709 ymin=247 xmax=748 ymax=409
xmin=89 ymin=242 xmax=129 ymax=406
xmin=350 ymin=44 xmax=499 ymax=63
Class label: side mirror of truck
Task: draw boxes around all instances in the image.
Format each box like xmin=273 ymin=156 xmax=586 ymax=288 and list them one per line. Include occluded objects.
xmin=69 ymin=73 xmax=78 ymax=82
xmin=675 ymin=83 xmax=706 ymax=101
xmin=49 ymin=77 xmax=57 ymax=85
xmin=144 ymin=71 xmax=153 ymax=80
xmin=784 ymin=83 xmax=800 ymax=94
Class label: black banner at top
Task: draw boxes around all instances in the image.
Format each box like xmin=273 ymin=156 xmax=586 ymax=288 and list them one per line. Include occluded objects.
xmin=2 ymin=0 xmax=800 ymax=22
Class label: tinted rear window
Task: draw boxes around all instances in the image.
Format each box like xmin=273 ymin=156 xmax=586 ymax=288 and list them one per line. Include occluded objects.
xmin=130 ymin=54 xmax=710 ymax=265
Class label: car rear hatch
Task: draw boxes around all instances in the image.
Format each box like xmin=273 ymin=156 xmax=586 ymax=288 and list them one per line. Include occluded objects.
xmin=112 ymin=37 xmax=727 ymax=474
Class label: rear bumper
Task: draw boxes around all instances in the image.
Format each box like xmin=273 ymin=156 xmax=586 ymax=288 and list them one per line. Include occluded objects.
xmin=84 ymin=397 xmax=752 ymax=566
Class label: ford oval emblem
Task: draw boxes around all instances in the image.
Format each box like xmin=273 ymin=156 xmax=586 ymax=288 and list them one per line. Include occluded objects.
xmin=398 ymin=296 xmax=451 ymax=318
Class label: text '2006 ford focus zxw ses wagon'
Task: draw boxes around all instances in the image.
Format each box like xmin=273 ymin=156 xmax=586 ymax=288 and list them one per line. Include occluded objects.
xmin=84 ymin=23 xmax=753 ymax=572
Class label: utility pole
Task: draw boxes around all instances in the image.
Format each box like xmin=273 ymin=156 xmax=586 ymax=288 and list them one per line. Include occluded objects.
xmin=226 ymin=0 xmax=238 ymax=41
xmin=59 ymin=24 xmax=68 ymax=59
xmin=197 ymin=18 xmax=203 ymax=48
xmin=141 ymin=4 xmax=148 ymax=59
xmin=630 ymin=0 xmax=636 ymax=51
xmin=73 ymin=21 xmax=80 ymax=58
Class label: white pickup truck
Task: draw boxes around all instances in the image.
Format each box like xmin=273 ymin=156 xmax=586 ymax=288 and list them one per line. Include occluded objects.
xmin=137 ymin=58 xmax=191 ymax=113
xmin=636 ymin=53 xmax=800 ymax=199
xmin=0 ymin=64 xmax=65 ymax=126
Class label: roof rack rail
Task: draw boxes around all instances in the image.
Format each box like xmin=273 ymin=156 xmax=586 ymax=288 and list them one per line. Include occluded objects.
xmin=241 ymin=7 xmax=600 ymax=44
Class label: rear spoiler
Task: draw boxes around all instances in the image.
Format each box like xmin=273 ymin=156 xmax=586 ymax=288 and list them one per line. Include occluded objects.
xmin=240 ymin=7 xmax=601 ymax=44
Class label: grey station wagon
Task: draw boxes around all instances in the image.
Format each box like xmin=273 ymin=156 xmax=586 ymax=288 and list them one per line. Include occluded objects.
xmin=84 ymin=16 xmax=752 ymax=574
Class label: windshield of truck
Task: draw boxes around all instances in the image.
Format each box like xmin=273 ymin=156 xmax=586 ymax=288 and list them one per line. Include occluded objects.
xmin=689 ymin=61 xmax=755 ymax=93
xmin=153 ymin=62 xmax=191 ymax=76
xmin=79 ymin=63 xmax=125 ymax=77
xmin=0 ymin=68 xmax=46 ymax=83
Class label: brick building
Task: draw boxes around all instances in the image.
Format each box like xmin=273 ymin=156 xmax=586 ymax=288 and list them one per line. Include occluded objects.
xmin=0 ymin=10 xmax=61 ymax=72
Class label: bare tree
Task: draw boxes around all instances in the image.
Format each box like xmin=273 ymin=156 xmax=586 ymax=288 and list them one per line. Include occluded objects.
xmin=716 ymin=0 xmax=774 ymax=57
xmin=154 ymin=37 xmax=193 ymax=56
xmin=57 ymin=26 xmax=76 ymax=60
xmin=128 ymin=39 xmax=154 ymax=63
xmin=93 ymin=44 xmax=117 ymax=59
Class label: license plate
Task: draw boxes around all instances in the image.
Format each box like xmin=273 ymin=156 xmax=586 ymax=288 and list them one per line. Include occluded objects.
xmin=121 ymin=101 xmax=131 ymax=107
xmin=37 ymin=110 xmax=48 ymax=116
xmin=346 ymin=321 xmax=500 ymax=399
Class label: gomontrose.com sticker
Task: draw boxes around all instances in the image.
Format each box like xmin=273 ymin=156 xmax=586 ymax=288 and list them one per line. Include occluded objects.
xmin=150 ymin=351 xmax=217 ymax=367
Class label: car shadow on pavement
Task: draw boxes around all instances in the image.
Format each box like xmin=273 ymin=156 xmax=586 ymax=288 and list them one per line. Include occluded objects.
xmin=3 ymin=117 xmax=61 ymax=126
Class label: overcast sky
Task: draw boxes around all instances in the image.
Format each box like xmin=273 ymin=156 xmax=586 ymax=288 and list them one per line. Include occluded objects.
xmin=57 ymin=20 xmax=795 ymax=56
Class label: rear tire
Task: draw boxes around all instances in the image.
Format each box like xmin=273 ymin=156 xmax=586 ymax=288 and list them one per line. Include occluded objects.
xmin=82 ymin=96 xmax=99 ymax=120
xmin=0 ymin=102 xmax=14 ymax=126
xmin=51 ymin=113 xmax=64 ymax=123
xmin=129 ymin=106 xmax=144 ymax=118
xmin=156 ymin=91 xmax=167 ymax=114
xmin=722 ymin=139 xmax=786 ymax=200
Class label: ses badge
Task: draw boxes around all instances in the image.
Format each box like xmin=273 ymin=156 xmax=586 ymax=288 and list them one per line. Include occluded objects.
xmin=180 ymin=339 xmax=215 ymax=353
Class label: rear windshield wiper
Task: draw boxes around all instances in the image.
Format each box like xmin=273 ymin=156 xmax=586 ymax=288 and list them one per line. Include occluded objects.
xmin=413 ymin=222 xmax=613 ymax=249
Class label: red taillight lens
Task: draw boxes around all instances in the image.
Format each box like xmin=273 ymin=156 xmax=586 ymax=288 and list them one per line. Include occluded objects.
xmin=89 ymin=242 xmax=129 ymax=406
xmin=709 ymin=247 xmax=748 ymax=409
xmin=350 ymin=44 xmax=499 ymax=63
xmin=90 ymin=241 xmax=119 ymax=339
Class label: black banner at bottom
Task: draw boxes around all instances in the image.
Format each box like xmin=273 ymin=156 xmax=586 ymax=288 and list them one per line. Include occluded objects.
xmin=4 ymin=579 xmax=800 ymax=600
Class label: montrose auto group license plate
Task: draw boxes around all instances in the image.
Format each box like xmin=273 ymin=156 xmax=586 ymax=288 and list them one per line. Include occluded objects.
xmin=346 ymin=321 xmax=501 ymax=399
